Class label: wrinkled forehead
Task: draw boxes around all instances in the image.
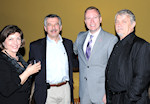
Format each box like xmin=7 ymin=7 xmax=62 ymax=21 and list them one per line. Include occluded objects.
xmin=115 ymin=14 xmax=131 ymax=21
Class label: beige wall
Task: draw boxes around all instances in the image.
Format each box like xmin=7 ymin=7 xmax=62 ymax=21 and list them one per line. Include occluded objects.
xmin=1 ymin=0 xmax=150 ymax=99
xmin=0 ymin=0 xmax=150 ymax=61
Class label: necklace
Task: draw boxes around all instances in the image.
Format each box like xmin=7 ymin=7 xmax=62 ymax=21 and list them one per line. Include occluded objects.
xmin=4 ymin=50 xmax=19 ymax=62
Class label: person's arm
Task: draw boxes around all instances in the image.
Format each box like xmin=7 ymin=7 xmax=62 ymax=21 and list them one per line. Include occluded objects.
xmin=0 ymin=59 xmax=37 ymax=97
xmin=19 ymin=62 xmax=41 ymax=85
xmin=73 ymin=32 xmax=83 ymax=55
xmin=0 ymin=60 xmax=20 ymax=97
xmin=125 ymin=42 xmax=150 ymax=103
xmin=73 ymin=38 xmax=78 ymax=55
xmin=106 ymin=87 xmax=113 ymax=104
xmin=0 ymin=59 xmax=41 ymax=97
xmin=70 ymin=40 xmax=79 ymax=72
xmin=105 ymin=36 xmax=118 ymax=104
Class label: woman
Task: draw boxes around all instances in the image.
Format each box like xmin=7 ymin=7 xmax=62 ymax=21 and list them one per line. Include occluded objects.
xmin=0 ymin=25 xmax=41 ymax=104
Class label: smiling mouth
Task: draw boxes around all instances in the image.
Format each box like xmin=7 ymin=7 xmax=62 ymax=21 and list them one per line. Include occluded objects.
xmin=50 ymin=29 xmax=57 ymax=32
xmin=12 ymin=47 xmax=19 ymax=49
xmin=90 ymin=24 xmax=95 ymax=27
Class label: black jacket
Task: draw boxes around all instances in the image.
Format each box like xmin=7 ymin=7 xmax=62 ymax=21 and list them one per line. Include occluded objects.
xmin=106 ymin=33 xmax=150 ymax=104
xmin=29 ymin=37 xmax=76 ymax=104
xmin=0 ymin=52 xmax=31 ymax=104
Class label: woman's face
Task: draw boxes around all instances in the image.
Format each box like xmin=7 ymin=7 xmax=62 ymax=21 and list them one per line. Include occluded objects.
xmin=3 ymin=32 xmax=21 ymax=55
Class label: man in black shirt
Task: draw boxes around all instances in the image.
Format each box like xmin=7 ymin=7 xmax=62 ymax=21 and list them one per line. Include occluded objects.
xmin=106 ymin=9 xmax=150 ymax=104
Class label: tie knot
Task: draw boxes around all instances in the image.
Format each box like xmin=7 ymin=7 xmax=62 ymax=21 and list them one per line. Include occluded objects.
xmin=90 ymin=35 xmax=93 ymax=39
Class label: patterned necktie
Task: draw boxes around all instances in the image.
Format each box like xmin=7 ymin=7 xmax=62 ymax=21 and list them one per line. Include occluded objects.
xmin=86 ymin=35 xmax=93 ymax=60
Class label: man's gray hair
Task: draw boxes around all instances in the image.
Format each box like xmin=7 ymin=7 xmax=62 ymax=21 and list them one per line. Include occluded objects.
xmin=44 ymin=14 xmax=62 ymax=26
xmin=115 ymin=9 xmax=135 ymax=24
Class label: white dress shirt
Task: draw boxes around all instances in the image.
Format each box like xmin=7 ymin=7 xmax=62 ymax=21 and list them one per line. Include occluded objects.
xmin=46 ymin=35 xmax=69 ymax=84
xmin=83 ymin=27 xmax=101 ymax=54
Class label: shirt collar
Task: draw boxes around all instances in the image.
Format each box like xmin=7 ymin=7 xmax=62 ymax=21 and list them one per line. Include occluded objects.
xmin=47 ymin=34 xmax=63 ymax=43
xmin=119 ymin=32 xmax=136 ymax=45
xmin=88 ymin=27 xmax=101 ymax=37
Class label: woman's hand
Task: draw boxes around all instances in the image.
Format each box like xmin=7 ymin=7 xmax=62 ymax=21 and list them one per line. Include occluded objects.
xmin=19 ymin=61 xmax=41 ymax=85
xmin=26 ymin=61 xmax=41 ymax=76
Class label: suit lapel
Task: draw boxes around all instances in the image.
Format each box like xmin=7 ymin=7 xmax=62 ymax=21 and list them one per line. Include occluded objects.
xmin=39 ymin=38 xmax=47 ymax=81
xmin=62 ymin=38 xmax=69 ymax=59
xmin=40 ymin=38 xmax=46 ymax=61
xmin=80 ymin=32 xmax=88 ymax=62
xmin=90 ymin=29 xmax=104 ymax=60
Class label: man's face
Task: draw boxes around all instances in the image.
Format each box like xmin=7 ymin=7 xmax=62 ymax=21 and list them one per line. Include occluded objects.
xmin=44 ymin=17 xmax=62 ymax=39
xmin=85 ymin=9 xmax=102 ymax=34
xmin=115 ymin=14 xmax=135 ymax=39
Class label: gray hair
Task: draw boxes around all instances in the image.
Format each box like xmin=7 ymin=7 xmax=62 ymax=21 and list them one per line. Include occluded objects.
xmin=115 ymin=9 xmax=135 ymax=24
xmin=44 ymin=14 xmax=62 ymax=26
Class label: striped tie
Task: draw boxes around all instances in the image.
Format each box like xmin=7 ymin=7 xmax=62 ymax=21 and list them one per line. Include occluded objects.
xmin=86 ymin=35 xmax=93 ymax=60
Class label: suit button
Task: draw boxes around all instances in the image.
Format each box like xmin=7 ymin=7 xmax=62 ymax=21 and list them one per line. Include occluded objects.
xmin=84 ymin=77 xmax=87 ymax=80
xmin=87 ymin=66 xmax=89 ymax=68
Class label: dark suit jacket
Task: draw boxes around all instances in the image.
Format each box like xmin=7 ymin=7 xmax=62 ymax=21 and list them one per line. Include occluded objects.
xmin=29 ymin=37 xmax=75 ymax=104
xmin=106 ymin=33 xmax=150 ymax=104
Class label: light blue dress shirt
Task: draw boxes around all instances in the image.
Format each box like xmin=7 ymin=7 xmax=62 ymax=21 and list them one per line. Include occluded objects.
xmin=46 ymin=35 xmax=69 ymax=84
